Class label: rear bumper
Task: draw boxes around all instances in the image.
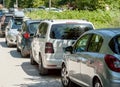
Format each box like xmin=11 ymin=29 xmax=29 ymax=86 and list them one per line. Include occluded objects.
xmin=42 ymin=54 xmax=63 ymax=69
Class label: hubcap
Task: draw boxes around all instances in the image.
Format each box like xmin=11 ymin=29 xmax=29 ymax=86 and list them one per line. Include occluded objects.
xmin=61 ymin=66 xmax=69 ymax=86
xmin=95 ymin=82 xmax=101 ymax=87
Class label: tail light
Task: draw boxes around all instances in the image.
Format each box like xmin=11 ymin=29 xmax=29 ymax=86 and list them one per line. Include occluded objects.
xmin=105 ymin=54 xmax=120 ymax=72
xmin=23 ymin=32 xmax=30 ymax=39
xmin=45 ymin=42 xmax=54 ymax=53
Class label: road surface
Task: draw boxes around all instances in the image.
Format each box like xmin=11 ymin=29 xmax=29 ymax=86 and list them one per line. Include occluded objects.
xmin=0 ymin=37 xmax=62 ymax=87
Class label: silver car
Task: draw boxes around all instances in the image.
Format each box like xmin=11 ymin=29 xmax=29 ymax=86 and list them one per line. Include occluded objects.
xmin=61 ymin=28 xmax=120 ymax=87
xmin=5 ymin=18 xmax=23 ymax=47
xmin=31 ymin=19 xmax=94 ymax=75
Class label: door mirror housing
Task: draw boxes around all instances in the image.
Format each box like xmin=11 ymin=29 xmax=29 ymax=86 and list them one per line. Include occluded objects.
xmin=64 ymin=46 xmax=73 ymax=54
xmin=18 ymin=28 xmax=22 ymax=32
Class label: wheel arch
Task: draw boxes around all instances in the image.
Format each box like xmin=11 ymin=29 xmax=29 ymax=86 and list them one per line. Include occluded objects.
xmin=92 ymin=75 xmax=103 ymax=87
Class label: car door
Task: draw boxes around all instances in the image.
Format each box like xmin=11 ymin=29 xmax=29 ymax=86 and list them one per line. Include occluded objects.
xmin=80 ymin=34 xmax=103 ymax=86
xmin=67 ymin=34 xmax=91 ymax=82
xmin=32 ymin=23 xmax=48 ymax=63
xmin=32 ymin=36 xmax=40 ymax=62
xmin=17 ymin=22 xmax=26 ymax=50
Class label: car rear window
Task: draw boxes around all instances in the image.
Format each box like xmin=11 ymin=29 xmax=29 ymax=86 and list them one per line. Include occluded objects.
xmin=5 ymin=16 xmax=13 ymax=22
xmin=28 ymin=22 xmax=40 ymax=33
xmin=109 ymin=36 xmax=120 ymax=54
xmin=11 ymin=20 xmax=23 ymax=29
xmin=50 ymin=23 xmax=93 ymax=40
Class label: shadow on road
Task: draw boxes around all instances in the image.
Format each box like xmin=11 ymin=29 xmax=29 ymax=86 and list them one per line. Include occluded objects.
xmin=21 ymin=62 xmax=61 ymax=77
xmin=18 ymin=62 xmax=62 ymax=87
xmin=10 ymin=50 xmax=23 ymax=58
xmin=0 ymin=41 xmax=7 ymax=48
xmin=21 ymin=62 xmax=39 ymax=76
xmin=10 ymin=50 xmax=29 ymax=59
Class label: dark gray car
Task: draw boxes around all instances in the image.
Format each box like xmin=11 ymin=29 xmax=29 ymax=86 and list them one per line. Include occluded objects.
xmin=16 ymin=19 xmax=41 ymax=57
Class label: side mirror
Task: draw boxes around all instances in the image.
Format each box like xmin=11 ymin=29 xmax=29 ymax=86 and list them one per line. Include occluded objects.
xmin=18 ymin=28 xmax=22 ymax=32
xmin=63 ymin=46 xmax=73 ymax=54
xmin=35 ymin=33 xmax=41 ymax=38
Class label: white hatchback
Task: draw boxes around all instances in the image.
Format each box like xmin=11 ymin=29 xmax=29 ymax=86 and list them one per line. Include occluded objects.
xmin=30 ymin=19 xmax=94 ymax=75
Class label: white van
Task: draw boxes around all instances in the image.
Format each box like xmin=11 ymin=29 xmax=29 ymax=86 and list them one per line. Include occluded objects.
xmin=30 ymin=19 xmax=94 ymax=75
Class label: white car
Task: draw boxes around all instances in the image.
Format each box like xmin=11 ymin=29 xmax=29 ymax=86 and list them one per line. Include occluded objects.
xmin=30 ymin=19 xmax=94 ymax=75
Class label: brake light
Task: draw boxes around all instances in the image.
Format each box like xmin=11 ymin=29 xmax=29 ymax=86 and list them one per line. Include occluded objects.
xmin=105 ymin=54 xmax=120 ymax=72
xmin=45 ymin=42 xmax=54 ymax=53
xmin=23 ymin=32 xmax=30 ymax=39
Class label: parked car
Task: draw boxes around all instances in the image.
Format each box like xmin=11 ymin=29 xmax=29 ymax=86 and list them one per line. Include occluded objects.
xmin=30 ymin=19 xmax=94 ymax=75
xmin=16 ymin=20 xmax=41 ymax=57
xmin=5 ymin=14 xmax=23 ymax=47
xmin=0 ymin=13 xmax=13 ymax=36
xmin=61 ymin=28 xmax=120 ymax=87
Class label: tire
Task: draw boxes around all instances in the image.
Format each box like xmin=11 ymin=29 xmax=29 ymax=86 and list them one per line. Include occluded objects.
xmin=21 ymin=48 xmax=26 ymax=58
xmin=61 ymin=64 xmax=74 ymax=87
xmin=6 ymin=40 xmax=10 ymax=47
xmin=30 ymin=50 xmax=37 ymax=65
xmin=16 ymin=41 xmax=20 ymax=52
xmin=17 ymin=45 xmax=20 ymax=52
xmin=39 ymin=54 xmax=48 ymax=75
xmin=93 ymin=78 xmax=102 ymax=87
xmin=5 ymin=38 xmax=7 ymax=43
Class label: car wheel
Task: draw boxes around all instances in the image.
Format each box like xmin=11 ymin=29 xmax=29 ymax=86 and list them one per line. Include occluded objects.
xmin=16 ymin=42 xmax=20 ymax=52
xmin=93 ymin=78 xmax=102 ymax=87
xmin=39 ymin=54 xmax=48 ymax=75
xmin=6 ymin=40 xmax=10 ymax=47
xmin=17 ymin=45 xmax=20 ymax=52
xmin=30 ymin=50 xmax=37 ymax=65
xmin=5 ymin=38 xmax=7 ymax=43
xmin=21 ymin=48 xmax=26 ymax=57
xmin=61 ymin=64 xmax=74 ymax=87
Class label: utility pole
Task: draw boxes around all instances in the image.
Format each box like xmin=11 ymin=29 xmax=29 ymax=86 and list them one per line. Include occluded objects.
xmin=3 ymin=0 xmax=5 ymax=7
xmin=49 ymin=0 xmax=51 ymax=11
xmin=16 ymin=0 xmax=18 ymax=8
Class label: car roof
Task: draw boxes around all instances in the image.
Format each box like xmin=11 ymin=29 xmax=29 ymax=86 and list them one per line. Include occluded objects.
xmin=25 ymin=19 xmax=41 ymax=26
xmin=4 ymin=13 xmax=13 ymax=16
xmin=41 ymin=19 xmax=93 ymax=25
xmin=85 ymin=28 xmax=120 ymax=38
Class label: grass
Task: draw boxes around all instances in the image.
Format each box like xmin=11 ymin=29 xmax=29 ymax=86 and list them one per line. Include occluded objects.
xmin=25 ymin=9 xmax=120 ymax=29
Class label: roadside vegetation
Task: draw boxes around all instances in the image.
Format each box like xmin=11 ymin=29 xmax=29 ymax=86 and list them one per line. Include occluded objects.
xmin=25 ymin=9 xmax=120 ymax=29
xmin=2 ymin=0 xmax=119 ymax=29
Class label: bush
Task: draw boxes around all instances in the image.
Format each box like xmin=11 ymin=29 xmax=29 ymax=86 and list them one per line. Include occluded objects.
xmin=25 ymin=10 xmax=120 ymax=29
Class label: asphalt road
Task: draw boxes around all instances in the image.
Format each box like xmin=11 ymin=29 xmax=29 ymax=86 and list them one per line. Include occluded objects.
xmin=0 ymin=37 xmax=62 ymax=87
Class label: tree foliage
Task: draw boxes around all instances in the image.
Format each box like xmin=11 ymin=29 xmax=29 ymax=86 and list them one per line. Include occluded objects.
xmin=4 ymin=0 xmax=120 ymax=10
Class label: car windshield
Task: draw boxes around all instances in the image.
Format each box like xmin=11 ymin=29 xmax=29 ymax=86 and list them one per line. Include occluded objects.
xmin=50 ymin=23 xmax=93 ymax=40
xmin=28 ymin=22 xmax=40 ymax=33
xmin=109 ymin=35 xmax=120 ymax=54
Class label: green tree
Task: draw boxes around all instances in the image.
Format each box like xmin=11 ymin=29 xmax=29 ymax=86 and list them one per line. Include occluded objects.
xmin=32 ymin=0 xmax=45 ymax=7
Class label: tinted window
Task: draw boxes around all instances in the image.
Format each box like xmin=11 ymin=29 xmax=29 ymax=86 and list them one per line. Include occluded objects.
xmin=50 ymin=23 xmax=93 ymax=40
xmin=88 ymin=34 xmax=103 ymax=52
xmin=73 ymin=34 xmax=90 ymax=52
xmin=28 ymin=22 xmax=39 ymax=33
xmin=38 ymin=23 xmax=48 ymax=38
xmin=109 ymin=36 xmax=120 ymax=54
xmin=11 ymin=23 xmax=22 ymax=29
xmin=22 ymin=23 xmax=26 ymax=32
xmin=5 ymin=16 xmax=13 ymax=22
